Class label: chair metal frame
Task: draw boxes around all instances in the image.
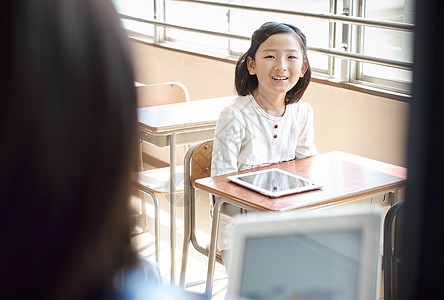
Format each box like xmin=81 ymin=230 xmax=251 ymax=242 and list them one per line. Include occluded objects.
xmin=383 ymin=200 xmax=405 ymax=300
xmin=131 ymin=184 xmax=161 ymax=263
xmin=132 ymin=82 xmax=189 ymax=266
xmin=179 ymin=140 xmax=224 ymax=288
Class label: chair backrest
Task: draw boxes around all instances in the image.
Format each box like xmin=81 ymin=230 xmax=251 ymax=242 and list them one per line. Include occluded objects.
xmin=383 ymin=200 xmax=405 ymax=300
xmin=190 ymin=140 xmax=213 ymax=185
xmin=136 ymin=82 xmax=190 ymax=108
xmin=135 ymin=82 xmax=190 ymax=171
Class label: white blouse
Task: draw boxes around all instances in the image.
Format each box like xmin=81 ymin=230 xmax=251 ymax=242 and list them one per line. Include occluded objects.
xmin=211 ymin=94 xmax=318 ymax=176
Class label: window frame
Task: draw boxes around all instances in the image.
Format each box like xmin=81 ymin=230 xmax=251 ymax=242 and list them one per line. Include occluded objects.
xmin=116 ymin=0 xmax=414 ymax=100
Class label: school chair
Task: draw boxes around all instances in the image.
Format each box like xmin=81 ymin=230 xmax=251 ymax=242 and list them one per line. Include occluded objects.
xmin=132 ymin=82 xmax=190 ymax=264
xmin=179 ymin=139 xmax=227 ymax=289
xmin=383 ymin=200 xmax=405 ymax=300
xmin=135 ymin=81 xmax=190 ymax=169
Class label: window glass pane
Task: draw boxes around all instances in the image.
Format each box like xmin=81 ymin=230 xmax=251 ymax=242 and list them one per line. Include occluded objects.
xmin=165 ymin=1 xmax=229 ymax=32
xmin=122 ymin=19 xmax=155 ymax=37
xmin=113 ymin=0 xmax=154 ymax=19
xmin=164 ymin=1 xmax=230 ymax=53
xmin=230 ymin=0 xmax=330 ymax=37
xmin=361 ymin=0 xmax=414 ymax=83
xmin=113 ymin=0 xmax=155 ymax=36
xmin=235 ymin=0 xmax=330 ymax=12
xmin=230 ymin=0 xmax=330 ymax=71
xmin=165 ymin=28 xmax=231 ymax=55
xmin=361 ymin=63 xmax=412 ymax=86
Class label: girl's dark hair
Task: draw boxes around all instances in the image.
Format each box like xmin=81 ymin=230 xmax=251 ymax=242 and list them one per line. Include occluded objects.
xmin=1 ymin=0 xmax=138 ymax=299
xmin=235 ymin=22 xmax=311 ymax=105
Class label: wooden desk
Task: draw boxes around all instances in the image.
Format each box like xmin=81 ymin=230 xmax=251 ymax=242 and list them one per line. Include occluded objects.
xmin=137 ymin=96 xmax=235 ymax=283
xmin=194 ymin=151 xmax=407 ymax=295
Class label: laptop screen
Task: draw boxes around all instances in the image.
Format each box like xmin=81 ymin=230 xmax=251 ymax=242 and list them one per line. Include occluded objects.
xmin=239 ymin=229 xmax=362 ymax=300
xmin=226 ymin=207 xmax=382 ymax=300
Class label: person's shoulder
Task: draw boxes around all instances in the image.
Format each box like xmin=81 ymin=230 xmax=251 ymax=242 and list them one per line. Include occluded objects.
xmin=288 ymin=99 xmax=314 ymax=114
xmin=229 ymin=94 xmax=254 ymax=109
xmin=219 ymin=95 xmax=253 ymax=118
xmin=292 ymin=99 xmax=313 ymax=109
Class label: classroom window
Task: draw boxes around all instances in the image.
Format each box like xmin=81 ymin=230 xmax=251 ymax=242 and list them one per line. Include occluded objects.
xmin=113 ymin=0 xmax=414 ymax=97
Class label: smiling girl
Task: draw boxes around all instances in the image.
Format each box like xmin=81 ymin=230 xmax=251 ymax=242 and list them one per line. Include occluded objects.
xmin=211 ymin=22 xmax=318 ymax=260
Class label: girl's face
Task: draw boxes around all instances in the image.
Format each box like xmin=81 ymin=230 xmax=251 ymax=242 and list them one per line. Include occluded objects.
xmin=247 ymin=32 xmax=307 ymax=100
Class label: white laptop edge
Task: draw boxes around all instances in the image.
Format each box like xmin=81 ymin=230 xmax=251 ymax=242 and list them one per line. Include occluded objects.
xmin=226 ymin=205 xmax=383 ymax=300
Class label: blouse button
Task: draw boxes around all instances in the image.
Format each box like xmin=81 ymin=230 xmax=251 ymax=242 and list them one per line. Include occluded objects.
xmin=274 ymin=124 xmax=278 ymax=129
xmin=273 ymin=134 xmax=278 ymax=139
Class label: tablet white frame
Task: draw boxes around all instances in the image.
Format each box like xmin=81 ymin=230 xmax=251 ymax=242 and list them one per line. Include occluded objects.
xmin=226 ymin=206 xmax=383 ymax=300
xmin=227 ymin=168 xmax=322 ymax=198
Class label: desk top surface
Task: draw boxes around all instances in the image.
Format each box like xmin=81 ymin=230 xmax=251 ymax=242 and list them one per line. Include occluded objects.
xmin=195 ymin=151 xmax=407 ymax=212
xmin=137 ymin=96 xmax=236 ymax=133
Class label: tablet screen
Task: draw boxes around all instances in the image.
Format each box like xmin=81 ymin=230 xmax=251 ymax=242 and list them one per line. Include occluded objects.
xmin=227 ymin=168 xmax=322 ymax=198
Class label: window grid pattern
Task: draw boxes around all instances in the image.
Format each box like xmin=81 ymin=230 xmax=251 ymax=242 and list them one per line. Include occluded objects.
xmin=115 ymin=0 xmax=414 ymax=96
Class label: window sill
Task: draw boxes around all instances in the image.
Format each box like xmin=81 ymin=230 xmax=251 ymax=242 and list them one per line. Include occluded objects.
xmin=310 ymin=78 xmax=410 ymax=103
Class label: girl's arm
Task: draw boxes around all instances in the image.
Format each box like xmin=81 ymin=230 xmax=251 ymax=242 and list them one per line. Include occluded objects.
xmin=211 ymin=106 xmax=245 ymax=176
xmin=295 ymin=102 xmax=318 ymax=159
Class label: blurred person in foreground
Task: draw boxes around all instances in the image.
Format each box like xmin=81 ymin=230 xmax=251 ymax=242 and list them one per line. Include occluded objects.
xmin=0 ymin=1 xmax=206 ymax=299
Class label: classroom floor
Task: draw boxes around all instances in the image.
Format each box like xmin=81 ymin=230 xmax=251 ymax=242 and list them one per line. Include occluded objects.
xmin=131 ymin=189 xmax=386 ymax=300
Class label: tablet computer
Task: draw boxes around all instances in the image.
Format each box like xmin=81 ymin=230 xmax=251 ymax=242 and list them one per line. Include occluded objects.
xmin=227 ymin=168 xmax=322 ymax=198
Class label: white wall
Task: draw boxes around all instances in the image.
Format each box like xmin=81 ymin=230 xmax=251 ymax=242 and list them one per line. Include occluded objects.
xmin=131 ymin=40 xmax=409 ymax=167
xmin=131 ymin=41 xmax=236 ymax=100
xmin=304 ymin=83 xmax=409 ymax=166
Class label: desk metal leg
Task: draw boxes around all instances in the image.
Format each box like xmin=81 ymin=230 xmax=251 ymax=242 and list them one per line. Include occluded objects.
xmin=142 ymin=189 xmax=160 ymax=264
xmin=179 ymin=175 xmax=192 ymax=287
xmin=205 ymin=198 xmax=223 ymax=296
xmin=170 ymin=133 xmax=177 ymax=285
xmin=154 ymin=196 xmax=160 ymax=264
